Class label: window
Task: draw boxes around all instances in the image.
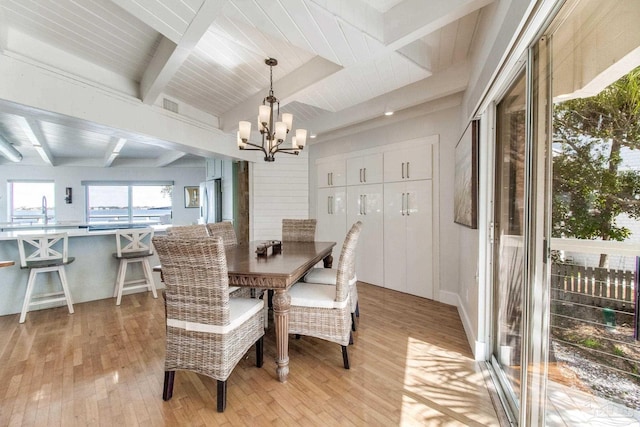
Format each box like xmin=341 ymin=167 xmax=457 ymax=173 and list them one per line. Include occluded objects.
xmin=84 ymin=182 xmax=173 ymax=224
xmin=9 ymin=181 xmax=55 ymax=224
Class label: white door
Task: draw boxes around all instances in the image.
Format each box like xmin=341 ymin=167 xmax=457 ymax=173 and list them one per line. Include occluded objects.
xmin=383 ymin=180 xmax=433 ymax=297
xmin=316 ymin=187 xmax=347 ymax=247
xmin=405 ymin=179 xmax=433 ymax=299
xmin=347 ymin=184 xmax=384 ymax=286
xmin=383 ymin=181 xmax=408 ymax=293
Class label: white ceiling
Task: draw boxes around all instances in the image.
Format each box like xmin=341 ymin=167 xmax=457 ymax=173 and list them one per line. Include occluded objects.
xmin=0 ymin=0 xmax=491 ymax=167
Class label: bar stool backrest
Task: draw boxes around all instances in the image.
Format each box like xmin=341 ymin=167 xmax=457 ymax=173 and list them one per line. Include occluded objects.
xmin=17 ymin=233 xmax=69 ymax=268
xmin=115 ymin=228 xmax=154 ymax=258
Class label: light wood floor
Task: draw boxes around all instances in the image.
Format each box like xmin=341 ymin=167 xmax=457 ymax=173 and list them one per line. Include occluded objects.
xmin=0 ymin=283 xmax=500 ymax=426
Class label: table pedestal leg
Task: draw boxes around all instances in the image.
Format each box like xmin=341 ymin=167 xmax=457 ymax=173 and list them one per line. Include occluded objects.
xmin=272 ymin=289 xmax=291 ymax=382
xmin=323 ymin=254 xmax=333 ymax=268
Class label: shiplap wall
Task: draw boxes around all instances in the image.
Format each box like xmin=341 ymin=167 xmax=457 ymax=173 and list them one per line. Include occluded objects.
xmin=250 ymin=151 xmax=309 ymax=241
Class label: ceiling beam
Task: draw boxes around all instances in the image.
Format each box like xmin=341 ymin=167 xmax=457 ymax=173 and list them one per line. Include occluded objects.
xmin=139 ymin=0 xmax=227 ymax=105
xmin=104 ymin=137 xmax=127 ymax=167
xmin=16 ymin=117 xmax=54 ymax=166
xmin=154 ymin=151 xmax=186 ymax=167
xmin=384 ymin=0 xmax=494 ymax=50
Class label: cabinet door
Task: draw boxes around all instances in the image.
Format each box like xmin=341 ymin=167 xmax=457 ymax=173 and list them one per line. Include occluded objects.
xmin=206 ymin=158 xmax=223 ymax=180
xmin=405 ymin=180 xmax=433 ymax=299
xmin=383 ymin=145 xmax=432 ymax=182
xmin=317 ymin=160 xmax=346 ymax=187
xmin=383 ymin=182 xmax=407 ymax=293
xmin=347 ymin=184 xmax=383 ymax=286
xmin=346 ymin=153 xmax=383 ymax=185
xmin=316 ymin=187 xmax=346 ymax=246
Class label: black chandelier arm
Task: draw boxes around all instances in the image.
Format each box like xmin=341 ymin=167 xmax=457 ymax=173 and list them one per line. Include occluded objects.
xmin=272 ymin=148 xmax=300 ymax=155
xmin=239 ymin=140 xmax=268 ymax=153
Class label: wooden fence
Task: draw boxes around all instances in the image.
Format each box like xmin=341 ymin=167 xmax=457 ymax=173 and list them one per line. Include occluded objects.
xmin=551 ymin=263 xmax=637 ymax=312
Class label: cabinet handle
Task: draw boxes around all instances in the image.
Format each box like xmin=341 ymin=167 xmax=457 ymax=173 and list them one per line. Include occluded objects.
xmin=328 ymin=196 xmax=331 ymax=214
xmin=401 ymin=162 xmax=405 ymax=179
xmin=359 ymin=195 xmax=363 ymax=215
xmin=406 ymin=193 xmax=410 ymax=216
xmin=363 ymin=168 xmax=367 ymax=182
xmin=363 ymin=194 xmax=367 ymax=215
xmin=359 ymin=168 xmax=362 ymax=183
xmin=401 ymin=192 xmax=405 ymax=215
xmin=407 ymin=162 xmax=410 ymax=179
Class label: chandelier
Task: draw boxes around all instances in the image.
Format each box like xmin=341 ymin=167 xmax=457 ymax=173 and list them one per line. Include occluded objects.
xmin=237 ymin=58 xmax=307 ymax=162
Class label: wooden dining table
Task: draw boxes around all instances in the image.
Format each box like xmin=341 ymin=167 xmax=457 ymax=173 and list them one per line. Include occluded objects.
xmin=225 ymin=240 xmax=335 ymax=382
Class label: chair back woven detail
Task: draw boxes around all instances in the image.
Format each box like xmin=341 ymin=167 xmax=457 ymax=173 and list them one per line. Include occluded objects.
xmin=334 ymin=221 xmax=363 ymax=303
xmin=166 ymin=224 xmax=208 ymax=238
xmin=282 ymin=219 xmax=317 ymax=242
xmin=17 ymin=233 xmax=69 ymax=268
xmin=115 ymin=228 xmax=154 ymax=258
xmin=153 ymin=236 xmax=231 ymax=326
xmin=206 ymin=222 xmax=238 ymax=248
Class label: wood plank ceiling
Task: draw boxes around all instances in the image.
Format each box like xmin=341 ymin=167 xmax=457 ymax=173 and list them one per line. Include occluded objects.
xmin=0 ymin=0 xmax=490 ymax=167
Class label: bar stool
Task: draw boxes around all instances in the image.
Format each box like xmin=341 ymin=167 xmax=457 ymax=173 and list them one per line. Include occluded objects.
xmin=17 ymin=233 xmax=75 ymax=323
xmin=113 ymin=228 xmax=157 ymax=305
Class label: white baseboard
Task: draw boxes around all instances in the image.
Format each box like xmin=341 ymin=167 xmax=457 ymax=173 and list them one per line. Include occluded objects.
xmin=441 ymin=291 xmax=487 ymax=361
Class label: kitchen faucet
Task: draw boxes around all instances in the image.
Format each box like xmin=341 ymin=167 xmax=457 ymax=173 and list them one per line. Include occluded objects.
xmin=41 ymin=196 xmax=48 ymax=225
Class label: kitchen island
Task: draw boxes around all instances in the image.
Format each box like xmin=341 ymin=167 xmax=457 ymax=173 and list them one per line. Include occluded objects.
xmin=0 ymin=225 xmax=167 ymax=317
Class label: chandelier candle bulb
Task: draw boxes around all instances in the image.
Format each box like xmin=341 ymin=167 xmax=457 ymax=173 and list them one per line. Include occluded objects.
xmin=275 ymin=122 xmax=287 ymax=141
xmin=295 ymin=129 xmax=307 ymax=148
xmin=291 ymin=136 xmax=297 ymax=148
xmin=239 ymin=121 xmax=251 ymax=141
xmin=259 ymin=105 xmax=270 ymax=128
xmin=237 ymin=131 xmax=246 ymax=149
xmin=282 ymin=113 xmax=293 ymax=131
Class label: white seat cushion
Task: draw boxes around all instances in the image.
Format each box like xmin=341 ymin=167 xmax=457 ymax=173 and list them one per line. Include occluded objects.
xmin=289 ymin=282 xmax=349 ymax=309
xmin=167 ymin=297 xmax=264 ymax=334
xmin=303 ymin=268 xmax=357 ymax=286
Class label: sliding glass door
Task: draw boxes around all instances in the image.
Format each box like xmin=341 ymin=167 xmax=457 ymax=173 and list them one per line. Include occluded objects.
xmin=491 ymin=70 xmax=527 ymax=418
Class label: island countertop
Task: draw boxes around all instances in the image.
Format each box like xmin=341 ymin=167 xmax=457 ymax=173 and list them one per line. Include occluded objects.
xmin=0 ymin=224 xmax=169 ymax=241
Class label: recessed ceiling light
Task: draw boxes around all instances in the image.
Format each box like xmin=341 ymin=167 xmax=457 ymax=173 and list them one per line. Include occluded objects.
xmin=384 ymin=111 xmax=394 ymax=116
xmin=310 ymin=134 xmax=317 ymax=139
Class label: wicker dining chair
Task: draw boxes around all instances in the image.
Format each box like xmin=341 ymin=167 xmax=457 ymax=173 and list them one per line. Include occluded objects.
xmin=204 ymin=222 xmax=250 ymax=298
xmin=205 ymin=221 xmax=237 ymax=247
xmin=288 ymin=221 xmax=362 ymax=369
xmin=166 ymin=224 xmax=208 ymax=238
xmin=282 ymin=218 xmax=317 ymax=242
xmin=302 ymin=221 xmax=360 ymax=330
xmin=152 ymin=235 xmax=265 ymax=412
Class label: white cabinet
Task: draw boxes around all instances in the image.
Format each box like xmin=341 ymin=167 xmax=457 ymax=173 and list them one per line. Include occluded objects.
xmin=205 ymin=158 xmax=223 ymax=180
xmin=346 ymin=153 xmax=383 ymax=185
xmin=346 ymin=184 xmax=384 ymax=286
xmin=383 ymin=179 xmax=433 ymax=299
xmin=316 ymin=187 xmax=347 ymax=246
xmin=383 ymin=144 xmax=432 ymax=183
xmin=317 ymin=160 xmax=346 ymax=188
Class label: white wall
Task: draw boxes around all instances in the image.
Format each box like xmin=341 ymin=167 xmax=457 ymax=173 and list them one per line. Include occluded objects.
xmin=0 ymin=164 xmax=205 ymax=225
xmin=249 ymin=150 xmax=310 ymax=241
xmin=309 ymin=96 xmax=461 ymax=302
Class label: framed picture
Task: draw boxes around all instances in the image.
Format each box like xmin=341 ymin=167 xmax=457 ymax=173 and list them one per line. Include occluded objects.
xmin=454 ymin=120 xmax=479 ymax=229
xmin=184 ymin=186 xmax=200 ymax=208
